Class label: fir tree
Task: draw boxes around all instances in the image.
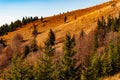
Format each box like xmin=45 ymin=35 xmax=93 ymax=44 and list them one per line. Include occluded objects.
xmin=48 ymin=29 xmax=55 ymax=46
xmin=101 ymin=16 xmax=106 ymax=29
xmin=32 ymin=24 xmax=38 ymax=38
xmin=97 ymin=19 xmax=101 ymax=29
xmin=41 ymin=16 xmax=44 ymax=23
xmin=83 ymin=53 xmax=96 ymax=80
xmin=107 ymin=15 xmax=112 ymax=30
xmin=31 ymin=24 xmax=38 ymax=52
xmin=110 ymin=38 xmax=120 ymax=75
xmin=6 ymin=55 xmax=24 ymax=80
xmin=31 ymin=37 xmax=38 ymax=52
xmin=59 ymin=34 xmax=81 ymax=80
xmin=106 ymin=40 xmax=113 ymax=75
xmin=64 ymin=16 xmax=67 ymax=23
xmin=24 ymin=46 xmax=30 ymax=57
xmin=35 ymin=32 xmax=55 ymax=80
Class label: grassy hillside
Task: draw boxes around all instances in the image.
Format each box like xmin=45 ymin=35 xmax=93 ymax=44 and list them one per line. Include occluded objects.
xmin=1 ymin=0 xmax=119 ymax=48
xmin=1 ymin=0 xmax=120 ymax=80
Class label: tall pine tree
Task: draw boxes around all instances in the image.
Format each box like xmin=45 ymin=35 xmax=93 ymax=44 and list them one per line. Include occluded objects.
xmin=59 ymin=34 xmax=81 ymax=80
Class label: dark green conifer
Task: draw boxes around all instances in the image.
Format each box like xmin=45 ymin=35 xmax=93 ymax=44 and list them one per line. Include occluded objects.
xmin=64 ymin=16 xmax=67 ymax=23
xmin=59 ymin=34 xmax=81 ymax=80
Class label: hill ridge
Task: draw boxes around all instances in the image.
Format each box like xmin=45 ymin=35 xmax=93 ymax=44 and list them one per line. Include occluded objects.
xmin=0 ymin=0 xmax=120 ymax=47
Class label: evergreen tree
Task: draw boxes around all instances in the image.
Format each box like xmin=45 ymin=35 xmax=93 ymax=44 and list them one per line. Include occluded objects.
xmin=24 ymin=46 xmax=30 ymax=57
xmin=31 ymin=37 xmax=38 ymax=52
xmin=83 ymin=52 xmax=96 ymax=80
xmin=101 ymin=16 xmax=106 ymax=29
xmin=97 ymin=19 xmax=101 ymax=29
xmin=35 ymin=32 xmax=55 ymax=80
xmin=32 ymin=24 xmax=38 ymax=38
xmin=109 ymin=38 xmax=120 ymax=75
xmin=91 ymin=55 xmax=103 ymax=79
xmin=31 ymin=24 xmax=38 ymax=52
xmin=36 ymin=54 xmax=55 ymax=80
xmin=41 ymin=16 xmax=44 ymax=23
xmin=64 ymin=16 xmax=67 ymax=23
xmin=106 ymin=40 xmax=113 ymax=75
xmin=47 ymin=29 xmax=55 ymax=46
xmin=6 ymin=55 xmax=24 ymax=80
xmin=107 ymin=15 xmax=112 ymax=30
xmin=100 ymin=48 xmax=108 ymax=76
xmin=111 ymin=19 xmax=116 ymax=32
xmin=59 ymin=34 xmax=81 ymax=80
xmin=44 ymin=39 xmax=55 ymax=56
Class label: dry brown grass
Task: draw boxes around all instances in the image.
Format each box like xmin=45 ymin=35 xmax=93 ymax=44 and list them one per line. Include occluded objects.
xmin=1 ymin=0 xmax=120 ymax=79
xmin=1 ymin=0 xmax=119 ymax=48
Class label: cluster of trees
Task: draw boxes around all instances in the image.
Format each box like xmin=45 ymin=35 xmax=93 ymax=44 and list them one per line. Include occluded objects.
xmin=2 ymin=29 xmax=120 ymax=80
xmin=2 ymin=29 xmax=83 ymax=80
xmin=0 ymin=16 xmax=39 ymax=36
xmin=97 ymin=13 xmax=120 ymax=32
xmin=82 ymin=34 xmax=120 ymax=80
xmin=1 ymin=14 xmax=120 ymax=80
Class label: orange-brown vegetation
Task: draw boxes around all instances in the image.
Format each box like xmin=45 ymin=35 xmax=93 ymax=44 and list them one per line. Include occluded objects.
xmin=1 ymin=0 xmax=120 ymax=79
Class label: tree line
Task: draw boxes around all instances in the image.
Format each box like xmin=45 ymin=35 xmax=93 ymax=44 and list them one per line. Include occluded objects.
xmin=97 ymin=13 xmax=120 ymax=32
xmin=0 ymin=16 xmax=39 ymax=36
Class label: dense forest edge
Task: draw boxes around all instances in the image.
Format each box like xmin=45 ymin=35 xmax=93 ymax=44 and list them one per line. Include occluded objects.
xmin=0 ymin=16 xmax=39 ymax=36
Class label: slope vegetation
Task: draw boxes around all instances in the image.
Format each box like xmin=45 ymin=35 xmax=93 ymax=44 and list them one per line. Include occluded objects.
xmin=1 ymin=0 xmax=120 ymax=49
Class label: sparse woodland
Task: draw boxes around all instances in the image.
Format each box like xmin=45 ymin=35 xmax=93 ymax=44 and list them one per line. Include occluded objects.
xmin=1 ymin=11 xmax=120 ymax=80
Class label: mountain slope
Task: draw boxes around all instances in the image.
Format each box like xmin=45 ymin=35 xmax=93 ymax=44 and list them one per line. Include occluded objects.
xmin=1 ymin=0 xmax=120 ymax=49
xmin=1 ymin=0 xmax=120 ymax=79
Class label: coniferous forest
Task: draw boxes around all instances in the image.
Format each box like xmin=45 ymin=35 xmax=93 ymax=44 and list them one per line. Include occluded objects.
xmin=0 ymin=16 xmax=38 ymax=36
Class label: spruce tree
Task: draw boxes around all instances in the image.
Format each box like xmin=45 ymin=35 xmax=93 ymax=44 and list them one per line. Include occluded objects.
xmin=106 ymin=40 xmax=113 ymax=75
xmin=97 ymin=19 xmax=101 ymax=29
xmin=91 ymin=55 xmax=103 ymax=79
xmin=59 ymin=34 xmax=81 ymax=80
xmin=41 ymin=16 xmax=44 ymax=23
xmin=48 ymin=29 xmax=55 ymax=46
xmin=31 ymin=38 xmax=38 ymax=52
xmin=83 ymin=53 xmax=96 ymax=80
xmin=110 ymin=38 xmax=120 ymax=75
xmin=101 ymin=16 xmax=106 ymax=29
xmin=64 ymin=16 xmax=67 ymax=23
xmin=24 ymin=46 xmax=30 ymax=57
xmin=36 ymin=53 xmax=55 ymax=80
xmin=31 ymin=24 xmax=38 ymax=52
xmin=107 ymin=15 xmax=112 ymax=30
xmin=32 ymin=24 xmax=38 ymax=38
xmin=5 ymin=55 xmax=34 ymax=80
xmin=6 ymin=55 xmax=21 ymax=80
xmin=35 ymin=31 xmax=55 ymax=80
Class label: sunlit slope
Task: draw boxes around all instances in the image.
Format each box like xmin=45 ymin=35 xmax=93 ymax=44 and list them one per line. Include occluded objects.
xmin=1 ymin=0 xmax=120 ymax=49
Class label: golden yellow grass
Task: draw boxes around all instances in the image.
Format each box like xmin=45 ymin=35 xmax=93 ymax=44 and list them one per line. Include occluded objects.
xmin=1 ymin=1 xmax=119 ymax=48
xmin=1 ymin=0 xmax=120 ymax=80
